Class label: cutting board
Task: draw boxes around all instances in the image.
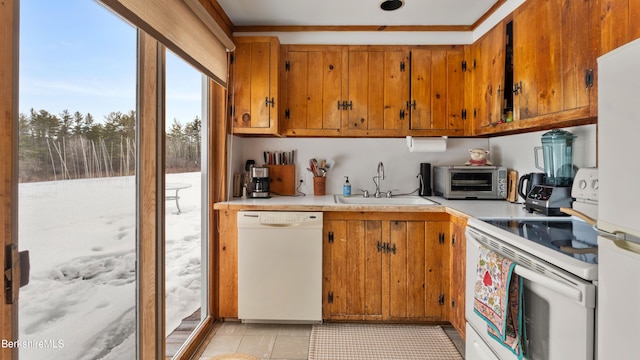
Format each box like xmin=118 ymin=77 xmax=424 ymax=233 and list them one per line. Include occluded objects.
xmin=507 ymin=170 xmax=518 ymax=203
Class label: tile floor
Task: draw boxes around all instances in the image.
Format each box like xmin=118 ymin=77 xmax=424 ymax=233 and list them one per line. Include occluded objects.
xmin=197 ymin=322 xmax=465 ymax=360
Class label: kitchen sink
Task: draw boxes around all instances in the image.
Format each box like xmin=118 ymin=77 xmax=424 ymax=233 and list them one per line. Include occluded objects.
xmin=333 ymin=194 xmax=437 ymax=206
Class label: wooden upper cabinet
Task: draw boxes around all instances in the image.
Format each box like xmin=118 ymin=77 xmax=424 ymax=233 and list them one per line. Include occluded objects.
xmin=279 ymin=45 xmax=465 ymax=137
xmin=473 ymin=0 xmax=598 ymax=136
xmin=472 ymin=22 xmax=506 ymax=131
xmin=513 ymin=0 xmax=595 ymax=121
xmin=601 ymin=0 xmax=640 ymax=55
xmin=230 ymin=37 xmax=280 ymax=135
xmin=343 ymin=48 xmax=409 ymax=134
xmin=281 ymin=46 xmax=342 ymax=136
xmin=409 ymin=48 xmax=465 ymax=134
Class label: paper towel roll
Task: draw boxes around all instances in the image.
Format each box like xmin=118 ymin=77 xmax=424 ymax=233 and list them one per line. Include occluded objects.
xmin=406 ymin=136 xmax=447 ymax=152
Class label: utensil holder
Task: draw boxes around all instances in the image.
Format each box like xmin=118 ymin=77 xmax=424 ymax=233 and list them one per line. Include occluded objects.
xmin=313 ymin=177 xmax=326 ymax=196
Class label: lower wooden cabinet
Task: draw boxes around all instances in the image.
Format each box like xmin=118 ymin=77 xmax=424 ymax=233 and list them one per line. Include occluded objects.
xmin=450 ymin=216 xmax=467 ymax=338
xmin=323 ymin=212 xmax=451 ymax=322
xmin=215 ymin=209 xmax=465 ymax=332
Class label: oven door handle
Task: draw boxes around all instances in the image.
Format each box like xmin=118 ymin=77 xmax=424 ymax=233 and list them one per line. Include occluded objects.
xmin=513 ymin=265 xmax=583 ymax=303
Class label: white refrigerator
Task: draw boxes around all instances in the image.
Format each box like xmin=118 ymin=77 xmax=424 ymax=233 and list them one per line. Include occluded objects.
xmin=597 ymin=38 xmax=640 ymax=360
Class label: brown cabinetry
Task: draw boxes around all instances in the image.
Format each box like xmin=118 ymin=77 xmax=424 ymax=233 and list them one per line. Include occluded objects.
xmin=280 ymin=45 xmax=465 ymax=137
xmin=471 ymin=0 xmax=599 ymax=136
xmin=449 ymin=216 xmax=467 ymax=338
xmin=600 ymin=0 xmax=640 ymax=54
xmin=280 ymin=46 xmax=343 ymax=136
xmin=343 ymin=48 xmax=409 ymax=134
xmin=323 ymin=212 xmax=450 ymax=322
xmin=217 ymin=209 xmax=238 ymax=318
xmin=215 ymin=209 xmax=464 ymax=327
xmin=409 ymin=48 xmax=465 ymax=134
xmin=230 ymin=37 xmax=280 ymax=135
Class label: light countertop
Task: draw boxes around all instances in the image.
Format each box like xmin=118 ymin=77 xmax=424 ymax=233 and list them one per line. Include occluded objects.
xmin=213 ymin=194 xmax=549 ymax=220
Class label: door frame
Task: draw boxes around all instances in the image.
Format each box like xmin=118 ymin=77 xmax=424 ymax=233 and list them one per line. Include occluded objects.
xmin=1 ymin=0 xmax=19 ymax=358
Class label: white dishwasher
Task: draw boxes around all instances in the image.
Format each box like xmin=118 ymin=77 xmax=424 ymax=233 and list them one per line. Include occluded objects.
xmin=237 ymin=211 xmax=323 ymax=323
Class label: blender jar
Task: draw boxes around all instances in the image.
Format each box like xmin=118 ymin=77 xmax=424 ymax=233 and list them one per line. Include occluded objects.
xmin=535 ymin=129 xmax=577 ymax=186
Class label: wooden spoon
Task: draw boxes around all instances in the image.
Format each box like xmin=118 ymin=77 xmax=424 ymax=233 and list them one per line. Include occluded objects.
xmin=559 ymin=207 xmax=596 ymax=226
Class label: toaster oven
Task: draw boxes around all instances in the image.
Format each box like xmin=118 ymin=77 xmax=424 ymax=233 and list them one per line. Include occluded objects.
xmin=434 ymin=165 xmax=507 ymax=200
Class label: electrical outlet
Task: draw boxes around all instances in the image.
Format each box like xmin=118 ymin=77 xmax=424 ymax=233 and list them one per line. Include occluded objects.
xmin=297 ymin=172 xmax=306 ymax=185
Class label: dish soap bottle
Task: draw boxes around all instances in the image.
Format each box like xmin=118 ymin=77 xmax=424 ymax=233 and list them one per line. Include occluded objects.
xmin=343 ymin=176 xmax=352 ymax=197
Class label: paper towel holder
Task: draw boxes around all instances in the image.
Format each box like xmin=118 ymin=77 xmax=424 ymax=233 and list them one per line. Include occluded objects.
xmin=406 ymin=136 xmax=447 ymax=152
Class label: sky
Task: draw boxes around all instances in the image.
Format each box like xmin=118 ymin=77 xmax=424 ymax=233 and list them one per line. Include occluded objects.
xmin=19 ymin=0 xmax=204 ymax=129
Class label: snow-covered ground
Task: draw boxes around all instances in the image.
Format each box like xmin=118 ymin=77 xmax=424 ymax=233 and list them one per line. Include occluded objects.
xmin=18 ymin=172 xmax=203 ymax=360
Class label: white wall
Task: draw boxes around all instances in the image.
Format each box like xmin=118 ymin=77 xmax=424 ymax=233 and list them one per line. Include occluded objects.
xmin=228 ymin=124 xmax=597 ymax=198
xmin=229 ymin=137 xmax=489 ymax=196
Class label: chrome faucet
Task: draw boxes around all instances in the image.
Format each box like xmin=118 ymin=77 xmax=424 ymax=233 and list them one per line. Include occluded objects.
xmin=373 ymin=162 xmax=385 ymax=198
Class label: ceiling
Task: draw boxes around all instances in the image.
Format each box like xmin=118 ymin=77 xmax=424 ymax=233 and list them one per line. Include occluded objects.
xmin=216 ymin=0 xmax=501 ymax=29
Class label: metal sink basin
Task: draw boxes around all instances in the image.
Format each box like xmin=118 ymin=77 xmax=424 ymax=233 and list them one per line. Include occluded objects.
xmin=333 ymin=194 xmax=437 ymax=206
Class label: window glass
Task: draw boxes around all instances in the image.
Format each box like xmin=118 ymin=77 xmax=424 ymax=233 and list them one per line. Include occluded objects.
xmin=18 ymin=1 xmax=137 ymax=359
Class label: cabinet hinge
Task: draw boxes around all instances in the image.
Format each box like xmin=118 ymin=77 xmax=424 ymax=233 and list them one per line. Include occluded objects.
xmin=285 ymin=61 xmax=291 ymax=71
xmin=328 ymin=231 xmax=334 ymax=244
xmin=462 ymin=60 xmax=467 ymax=72
xmin=400 ymin=61 xmax=406 ymax=72
xmin=285 ymin=108 xmax=290 ymax=119
xmin=461 ymin=109 xmax=467 ymax=120
xmin=438 ymin=294 xmax=445 ymax=306
xmin=585 ymin=68 xmax=594 ymax=88
xmin=328 ymin=291 xmax=334 ymax=304
xmin=439 ymin=232 xmax=445 ymax=245
xmin=452 ymin=233 xmax=456 ymax=246
xmin=229 ymin=105 xmax=235 ymax=117
xmin=452 ymin=299 xmax=456 ymax=308
xmin=229 ymin=54 xmax=235 ymax=64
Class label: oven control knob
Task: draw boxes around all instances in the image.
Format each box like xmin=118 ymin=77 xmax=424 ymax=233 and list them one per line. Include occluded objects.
xmin=579 ymin=179 xmax=588 ymax=189
xmin=591 ymin=179 xmax=599 ymax=190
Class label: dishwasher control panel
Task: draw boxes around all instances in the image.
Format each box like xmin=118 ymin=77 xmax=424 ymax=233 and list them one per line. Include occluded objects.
xmin=261 ymin=213 xmax=308 ymax=224
xmin=238 ymin=211 xmax=323 ymax=228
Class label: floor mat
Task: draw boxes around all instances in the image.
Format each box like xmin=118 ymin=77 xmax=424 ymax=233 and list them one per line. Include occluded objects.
xmin=309 ymin=323 xmax=463 ymax=360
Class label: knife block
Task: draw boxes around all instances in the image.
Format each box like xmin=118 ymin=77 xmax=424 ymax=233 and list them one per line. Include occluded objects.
xmin=265 ymin=164 xmax=296 ymax=195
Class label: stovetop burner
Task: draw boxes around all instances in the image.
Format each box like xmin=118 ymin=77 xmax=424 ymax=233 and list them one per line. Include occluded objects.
xmin=481 ymin=218 xmax=598 ymax=264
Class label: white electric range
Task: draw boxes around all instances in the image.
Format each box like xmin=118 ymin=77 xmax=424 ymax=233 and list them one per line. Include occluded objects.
xmin=465 ymin=168 xmax=599 ymax=360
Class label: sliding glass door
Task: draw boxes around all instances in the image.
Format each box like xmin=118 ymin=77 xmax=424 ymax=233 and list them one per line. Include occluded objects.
xmin=18 ymin=1 xmax=137 ymax=359
xmin=164 ymin=51 xmax=209 ymax=358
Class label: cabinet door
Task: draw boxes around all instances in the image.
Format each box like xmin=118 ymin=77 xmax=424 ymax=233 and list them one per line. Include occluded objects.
xmin=475 ymin=22 xmax=506 ymax=129
xmin=601 ymin=0 xmax=640 ymax=54
xmin=411 ymin=49 xmax=465 ymax=131
xmin=409 ymin=49 xmax=433 ymax=130
xmin=217 ymin=210 xmax=238 ymax=318
xmin=324 ymin=220 xmax=383 ymax=320
xmin=283 ymin=49 xmax=342 ymax=134
xmin=450 ymin=219 xmax=467 ymax=338
xmin=345 ymin=49 xmax=408 ymax=131
xmin=231 ymin=38 xmax=279 ymax=134
xmin=513 ymin=0 xmax=594 ymax=120
xmin=388 ymin=220 xmax=445 ymax=320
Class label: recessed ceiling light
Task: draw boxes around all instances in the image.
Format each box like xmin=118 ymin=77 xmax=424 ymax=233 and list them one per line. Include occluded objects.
xmin=380 ymin=0 xmax=404 ymax=11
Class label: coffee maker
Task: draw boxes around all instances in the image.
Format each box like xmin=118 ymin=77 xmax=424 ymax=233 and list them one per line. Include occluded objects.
xmin=524 ymin=129 xmax=576 ymax=215
xmin=249 ymin=166 xmax=270 ymax=198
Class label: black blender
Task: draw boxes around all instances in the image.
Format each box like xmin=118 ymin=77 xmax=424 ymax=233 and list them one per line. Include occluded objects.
xmin=524 ymin=129 xmax=577 ymax=215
